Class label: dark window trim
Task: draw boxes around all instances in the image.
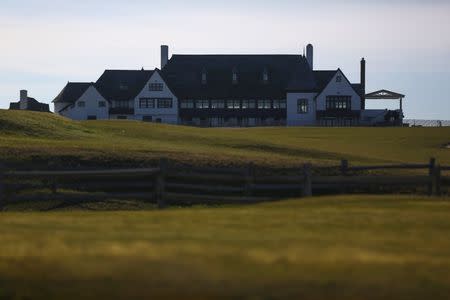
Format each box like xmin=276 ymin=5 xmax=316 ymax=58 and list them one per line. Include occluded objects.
xmin=157 ymin=98 xmax=173 ymax=109
xmin=149 ymin=82 xmax=164 ymax=91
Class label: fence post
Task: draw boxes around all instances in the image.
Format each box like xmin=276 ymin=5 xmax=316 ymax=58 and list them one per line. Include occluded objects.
xmin=245 ymin=163 xmax=255 ymax=197
xmin=156 ymin=158 xmax=168 ymax=208
xmin=302 ymin=163 xmax=312 ymax=197
xmin=428 ymin=157 xmax=436 ymax=195
xmin=0 ymin=163 xmax=4 ymax=211
xmin=431 ymin=164 xmax=441 ymax=196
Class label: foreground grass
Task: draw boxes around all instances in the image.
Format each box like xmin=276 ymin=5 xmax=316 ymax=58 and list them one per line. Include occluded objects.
xmin=1 ymin=195 xmax=450 ymax=299
xmin=1 ymin=109 xmax=449 ymax=167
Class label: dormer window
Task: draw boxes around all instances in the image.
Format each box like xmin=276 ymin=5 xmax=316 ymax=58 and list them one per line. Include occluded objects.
xmin=262 ymin=68 xmax=269 ymax=83
xmin=201 ymin=68 xmax=207 ymax=85
xmin=119 ymin=83 xmax=128 ymax=90
xmin=232 ymin=67 xmax=238 ymax=84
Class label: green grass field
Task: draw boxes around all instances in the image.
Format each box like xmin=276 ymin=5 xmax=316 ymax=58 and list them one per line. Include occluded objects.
xmin=0 ymin=195 xmax=450 ymax=299
xmin=1 ymin=109 xmax=449 ymax=167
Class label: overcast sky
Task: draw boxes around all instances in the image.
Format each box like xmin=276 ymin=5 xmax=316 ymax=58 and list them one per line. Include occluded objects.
xmin=1 ymin=0 xmax=450 ymax=119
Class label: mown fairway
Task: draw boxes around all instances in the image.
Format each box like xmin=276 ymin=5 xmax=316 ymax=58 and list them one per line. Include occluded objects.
xmin=1 ymin=109 xmax=449 ymax=167
xmin=0 ymin=195 xmax=450 ymax=299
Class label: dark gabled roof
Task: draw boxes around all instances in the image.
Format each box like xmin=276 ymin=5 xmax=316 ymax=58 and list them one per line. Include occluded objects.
xmin=162 ymin=55 xmax=315 ymax=99
xmin=352 ymin=83 xmax=364 ymax=98
xmin=53 ymin=82 xmax=92 ymax=104
xmin=9 ymin=97 xmax=50 ymax=112
xmin=95 ymin=70 xmax=155 ymax=101
xmin=313 ymin=70 xmax=337 ymax=91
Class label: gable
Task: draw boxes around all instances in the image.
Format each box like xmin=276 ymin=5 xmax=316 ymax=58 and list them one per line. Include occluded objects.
xmin=134 ymin=70 xmax=177 ymax=100
xmin=315 ymin=69 xmax=361 ymax=100
xmin=95 ymin=70 xmax=154 ymax=101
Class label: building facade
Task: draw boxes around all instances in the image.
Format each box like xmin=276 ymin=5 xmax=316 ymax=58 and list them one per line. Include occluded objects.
xmin=53 ymin=44 xmax=402 ymax=126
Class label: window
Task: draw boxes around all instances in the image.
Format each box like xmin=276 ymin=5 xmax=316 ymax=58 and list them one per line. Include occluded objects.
xmin=211 ymin=100 xmax=225 ymax=109
xmin=226 ymin=100 xmax=240 ymax=109
xmin=326 ymin=96 xmax=351 ymax=110
xmin=149 ymin=82 xmax=163 ymax=91
xmin=142 ymin=116 xmax=153 ymax=122
xmin=180 ymin=100 xmax=194 ymax=109
xmin=297 ymin=99 xmax=308 ymax=113
xmin=77 ymin=101 xmax=85 ymax=107
xmin=336 ymin=75 xmax=342 ymax=83
xmin=87 ymin=115 xmax=97 ymax=120
xmin=257 ymin=100 xmax=271 ymax=109
xmin=196 ymin=100 xmax=209 ymax=109
xmin=232 ymin=67 xmax=238 ymax=84
xmin=242 ymin=100 xmax=249 ymax=109
xmin=201 ymin=68 xmax=207 ymax=85
xmin=114 ymin=100 xmax=129 ymax=108
xmin=98 ymin=101 xmax=106 ymax=108
xmin=119 ymin=83 xmax=128 ymax=90
xmin=262 ymin=68 xmax=269 ymax=83
xmin=117 ymin=116 xmax=127 ymax=120
xmin=139 ymin=98 xmax=155 ymax=109
xmin=273 ymin=100 xmax=286 ymax=109
xmin=157 ymin=98 xmax=173 ymax=108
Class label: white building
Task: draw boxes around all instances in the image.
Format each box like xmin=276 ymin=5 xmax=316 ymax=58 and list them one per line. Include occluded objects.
xmin=53 ymin=44 xmax=403 ymax=126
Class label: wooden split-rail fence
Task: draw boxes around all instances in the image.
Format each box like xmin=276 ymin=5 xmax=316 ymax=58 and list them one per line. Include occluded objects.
xmin=0 ymin=158 xmax=448 ymax=210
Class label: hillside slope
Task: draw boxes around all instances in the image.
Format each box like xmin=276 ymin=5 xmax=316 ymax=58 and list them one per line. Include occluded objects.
xmin=0 ymin=109 xmax=449 ymax=167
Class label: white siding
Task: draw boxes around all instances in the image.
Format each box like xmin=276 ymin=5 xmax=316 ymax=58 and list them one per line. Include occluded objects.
xmin=316 ymin=70 xmax=361 ymax=111
xmin=134 ymin=71 xmax=178 ymax=124
xmin=57 ymin=86 xmax=109 ymax=120
xmin=286 ymin=93 xmax=317 ymax=126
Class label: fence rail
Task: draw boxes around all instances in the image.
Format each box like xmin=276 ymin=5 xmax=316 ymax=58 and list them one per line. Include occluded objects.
xmin=0 ymin=158 xmax=448 ymax=211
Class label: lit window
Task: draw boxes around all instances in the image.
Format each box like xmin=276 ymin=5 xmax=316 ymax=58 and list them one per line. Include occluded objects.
xmin=149 ymin=83 xmax=163 ymax=91
xmin=196 ymin=100 xmax=209 ymax=109
xmin=326 ymin=96 xmax=351 ymax=110
xmin=226 ymin=100 xmax=234 ymax=109
xmin=258 ymin=100 xmax=271 ymax=109
xmin=211 ymin=100 xmax=225 ymax=109
xmin=273 ymin=100 xmax=286 ymax=109
xmin=297 ymin=99 xmax=308 ymax=113
xmin=77 ymin=101 xmax=85 ymax=107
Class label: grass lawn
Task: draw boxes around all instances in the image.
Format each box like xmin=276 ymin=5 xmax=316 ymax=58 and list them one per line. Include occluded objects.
xmin=1 ymin=195 xmax=450 ymax=299
xmin=1 ymin=109 xmax=449 ymax=167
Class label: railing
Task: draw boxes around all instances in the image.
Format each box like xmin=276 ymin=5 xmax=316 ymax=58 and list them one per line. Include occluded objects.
xmin=0 ymin=158 xmax=448 ymax=211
